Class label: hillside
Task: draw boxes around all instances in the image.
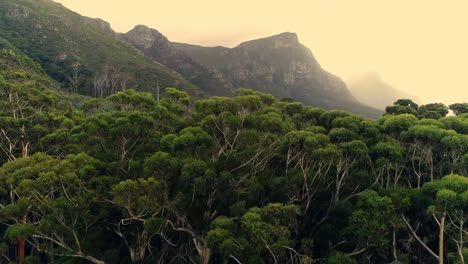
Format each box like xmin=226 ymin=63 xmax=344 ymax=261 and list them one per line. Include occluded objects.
xmin=0 ymin=42 xmax=89 ymax=108
xmin=347 ymin=72 xmax=420 ymax=109
xmin=0 ymin=0 xmax=200 ymax=97
xmin=173 ymin=33 xmax=383 ymax=118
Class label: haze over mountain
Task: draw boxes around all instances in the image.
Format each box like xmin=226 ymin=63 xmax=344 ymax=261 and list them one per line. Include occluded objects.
xmin=0 ymin=0 xmax=382 ymax=118
xmin=54 ymin=0 xmax=468 ymax=105
xmin=347 ymin=73 xmax=420 ymax=110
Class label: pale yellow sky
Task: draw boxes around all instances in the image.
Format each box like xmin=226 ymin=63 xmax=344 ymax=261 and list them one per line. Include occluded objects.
xmin=55 ymin=0 xmax=468 ymax=105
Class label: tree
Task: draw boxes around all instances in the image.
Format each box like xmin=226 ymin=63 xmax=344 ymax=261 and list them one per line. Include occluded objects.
xmin=240 ymin=204 xmax=300 ymax=263
xmin=111 ymin=177 xmax=167 ymax=263
xmin=345 ymin=191 xmax=397 ymax=262
xmin=418 ymin=103 xmax=449 ymax=119
xmin=449 ymin=103 xmax=468 ymax=116
xmin=332 ymin=140 xmax=369 ymax=203
xmin=385 ymin=99 xmax=419 ymax=116
xmin=401 ymin=125 xmax=457 ymax=186
xmin=107 ymin=89 xmax=156 ymax=112
xmin=66 ymin=61 xmax=81 ymax=93
xmin=423 ymin=174 xmax=468 ymax=264
xmin=0 ymin=153 xmax=105 ymax=264
xmin=0 ymin=64 xmax=65 ymax=264
xmin=71 ymin=111 xmax=157 ymax=177
xmin=282 ymin=131 xmax=338 ymax=211
xmin=369 ymin=141 xmax=405 ymax=188
xmin=380 ymin=114 xmax=418 ymax=139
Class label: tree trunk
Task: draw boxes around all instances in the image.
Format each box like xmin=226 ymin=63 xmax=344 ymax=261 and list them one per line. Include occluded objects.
xmin=199 ymin=245 xmax=210 ymax=264
xmin=17 ymin=135 xmax=27 ymax=264
xmin=392 ymin=228 xmax=398 ymax=262
xmin=129 ymin=246 xmax=146 ymax=263
xmin=193 ymin=238 xmax=210 ymax=264
xmin=17 ymin=215 xmax=26 ymax=264
xmin=439 ymin=212 xmax=446 ymax=264
xmin=458 ymin=219 xmax=464 ymax=264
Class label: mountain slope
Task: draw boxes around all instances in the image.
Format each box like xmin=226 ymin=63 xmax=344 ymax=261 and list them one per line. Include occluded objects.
xmin=347 ymin=73 xmax=419 ymax=110
xmin=0 ymin=0 xmax=382 ymax=118
xmin=0 ymin=0 xmax=200 ymax=97
xmin=172 ymin=33 xmax=383 ymax=118
xmin=0 ymin=39 xmax=90 ymax=109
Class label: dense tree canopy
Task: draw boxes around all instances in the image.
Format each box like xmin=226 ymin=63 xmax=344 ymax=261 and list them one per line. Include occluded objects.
xmin=0 ymin=64 xmax=467 ymax=264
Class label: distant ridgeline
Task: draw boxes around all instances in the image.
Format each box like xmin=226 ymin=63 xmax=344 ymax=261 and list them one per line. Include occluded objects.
xmin=0 ymin=0 xmax=382 ymax=118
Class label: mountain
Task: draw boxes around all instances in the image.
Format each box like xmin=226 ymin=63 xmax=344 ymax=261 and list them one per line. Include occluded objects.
xmin=0 ymin=0 xmax=382 ymax=118
xmin=122 ymin=25 xmax=233 ymax=96
xmin=0 ymin=0 xmax=200 ymax=97
xmin=172 ymin=33 xmax=383 ymax=118
xmin=347 ymin=72 xmax=419 ymax=110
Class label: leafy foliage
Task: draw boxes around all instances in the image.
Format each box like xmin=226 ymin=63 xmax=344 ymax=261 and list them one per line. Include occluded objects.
xmin=0 ymin=44 xmax=467 ymax=263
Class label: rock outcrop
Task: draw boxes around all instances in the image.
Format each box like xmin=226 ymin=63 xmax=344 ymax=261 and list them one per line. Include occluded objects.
xmin=122 ymin=25 xmax=233 ymax=96
xmin=83 ymin=17 xmax=114 ymax=34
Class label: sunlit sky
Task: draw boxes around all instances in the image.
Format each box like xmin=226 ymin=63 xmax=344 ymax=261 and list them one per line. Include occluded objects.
xmin=54 ymin=0 xmax=468 ymax=105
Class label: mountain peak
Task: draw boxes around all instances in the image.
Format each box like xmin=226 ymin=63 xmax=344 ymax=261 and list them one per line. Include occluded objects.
xmin=131 ymin=24 xmax=160 ymax=34
xmin=124 ymin=25 xmax=169 ymax=49
xmin=236 ymin=32 xmax=299 ymax=49
xmin=271 ymin=32 xmax=299 ymax=42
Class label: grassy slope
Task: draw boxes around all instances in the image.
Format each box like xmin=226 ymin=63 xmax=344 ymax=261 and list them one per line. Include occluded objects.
xmin=0 ymin=0 xmax=201 ymax=97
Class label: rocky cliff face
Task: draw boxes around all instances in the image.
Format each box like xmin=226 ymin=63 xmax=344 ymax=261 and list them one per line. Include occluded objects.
xmin=124 ymin=28 xmax=381 ymax=117
xmin=173 ymin=33 xmax=363 ymax=111
xmin=122 ymin=25 xmax=233 ymax=96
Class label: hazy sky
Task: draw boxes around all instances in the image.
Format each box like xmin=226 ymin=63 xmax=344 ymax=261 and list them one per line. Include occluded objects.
xmin=54 ymin=0 xmax=468 ymax=105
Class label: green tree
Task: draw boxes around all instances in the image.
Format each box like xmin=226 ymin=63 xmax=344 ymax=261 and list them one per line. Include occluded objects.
xmin=418 ymin=103 xmax=449 ymax=119
xmin=385 ymin=99 xmax=419 ymax=116
xmin=449 ymin=103 xmax=468 ymax=116
xmin=0 ymin=153 xmax=105 ymax=264
xmin=345 ymin=191 xmax=397 ymax=262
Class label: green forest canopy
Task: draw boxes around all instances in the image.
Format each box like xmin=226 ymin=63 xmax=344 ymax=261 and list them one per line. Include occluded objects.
xmin=0 ymin=51 xmax=468 ymax=263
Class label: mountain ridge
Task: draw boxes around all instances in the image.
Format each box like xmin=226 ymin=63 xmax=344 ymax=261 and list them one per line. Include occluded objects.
xmin=0 ymin=0 xmax=382 ymax=118
xmin=171 ymin=33 xmax=382 ymax=118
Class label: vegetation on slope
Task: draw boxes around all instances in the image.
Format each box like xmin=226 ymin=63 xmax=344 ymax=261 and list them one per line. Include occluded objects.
xmin=0 ymin=0 xmax=200 ymax=97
